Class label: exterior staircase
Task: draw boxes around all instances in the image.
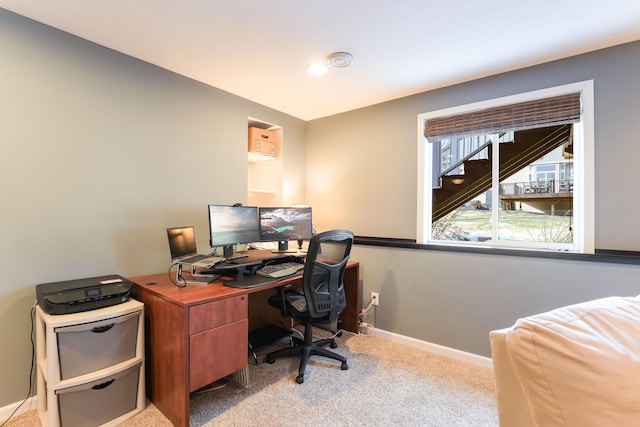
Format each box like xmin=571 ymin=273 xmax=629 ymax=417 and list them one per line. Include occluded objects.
xmin=432 ymin=124 xmax=572 ymax=222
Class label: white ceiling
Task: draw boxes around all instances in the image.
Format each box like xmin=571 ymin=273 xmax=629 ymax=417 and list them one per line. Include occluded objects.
xmin=2 ymin=1 xmax=640 ymax=120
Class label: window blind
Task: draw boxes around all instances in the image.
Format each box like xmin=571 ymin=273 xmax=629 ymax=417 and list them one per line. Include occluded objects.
xmin=424 ymin=93 xmax=581 ymax=141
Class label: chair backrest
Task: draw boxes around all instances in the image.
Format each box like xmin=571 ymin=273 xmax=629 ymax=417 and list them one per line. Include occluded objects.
xmin=302 ymin=229 xmax=354 ymax=321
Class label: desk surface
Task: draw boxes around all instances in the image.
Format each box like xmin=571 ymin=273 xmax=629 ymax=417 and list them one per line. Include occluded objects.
xmin=130 ymin=259 xmax=359 ymax=308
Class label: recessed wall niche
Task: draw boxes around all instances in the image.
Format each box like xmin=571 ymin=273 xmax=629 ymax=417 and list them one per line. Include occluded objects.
xmin=247 ymin=118 xmax=283 ymax=207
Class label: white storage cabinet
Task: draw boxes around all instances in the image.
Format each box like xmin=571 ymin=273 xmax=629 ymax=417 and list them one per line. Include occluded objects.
xmin=36 ymin=299 xmax=145 ymax=427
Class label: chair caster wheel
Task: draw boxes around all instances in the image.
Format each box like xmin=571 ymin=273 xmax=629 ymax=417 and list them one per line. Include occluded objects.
xmin=341 ymin=361 xmax=348 ymax=370
xmin=295 ymin=374 xmax=304 ymax=384
xmin=266 ymin=356 xmax=275 ymax=364
xmin=330 ymin=341 xmax=338 ymax=349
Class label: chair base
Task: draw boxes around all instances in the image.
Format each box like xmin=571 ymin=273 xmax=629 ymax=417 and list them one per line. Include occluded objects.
xmin=265 ymin=324 xmax=348 ymax=384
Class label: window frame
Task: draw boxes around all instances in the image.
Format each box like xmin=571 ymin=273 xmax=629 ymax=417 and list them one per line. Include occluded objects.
xmin=417 ymin=81 xmax=594 ymax=253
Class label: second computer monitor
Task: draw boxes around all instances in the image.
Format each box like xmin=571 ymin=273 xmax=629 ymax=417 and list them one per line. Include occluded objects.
xmin=258 ymin=206 xmax=313 ymax=251
xmin=208 ymin=204 xmax=260 ymax=257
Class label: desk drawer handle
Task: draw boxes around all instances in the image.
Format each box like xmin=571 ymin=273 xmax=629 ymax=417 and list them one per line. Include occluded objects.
xmin=91 ymin=323 xmax=114 ymax=333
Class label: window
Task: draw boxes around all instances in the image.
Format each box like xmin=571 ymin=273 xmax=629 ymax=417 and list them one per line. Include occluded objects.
xmin=417 ymin=81 xmax=594 ymax=253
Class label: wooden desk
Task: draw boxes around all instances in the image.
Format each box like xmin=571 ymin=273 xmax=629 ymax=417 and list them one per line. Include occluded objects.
xmin=129 ymin=259 xmax=360 ymax=427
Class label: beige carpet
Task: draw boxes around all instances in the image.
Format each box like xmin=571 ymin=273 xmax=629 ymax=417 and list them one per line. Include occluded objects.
xmin=5 ymin=331 xmax=498 ymax=426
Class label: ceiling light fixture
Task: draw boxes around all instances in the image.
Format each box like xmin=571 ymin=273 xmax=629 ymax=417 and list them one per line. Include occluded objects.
xmin=327 ymin=52 xmax=354 ymax=68
xmin=306 ymin=62 xmax=328 ymax=76
xmin=307 ymin=51 xmax=354 ymax=76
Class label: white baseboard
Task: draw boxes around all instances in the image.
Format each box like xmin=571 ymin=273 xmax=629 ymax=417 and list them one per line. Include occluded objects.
xmin=372 ymin=328 xmax=494 ymax=369
xmin=0 ymin=395 xmax=37 ymax=423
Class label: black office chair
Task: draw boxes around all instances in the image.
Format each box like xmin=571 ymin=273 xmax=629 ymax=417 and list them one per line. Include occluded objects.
xmin=265 ymin=229 xmax=354 ymax=384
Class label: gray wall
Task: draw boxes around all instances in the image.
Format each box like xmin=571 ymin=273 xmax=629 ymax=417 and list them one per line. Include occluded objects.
xmin=307 ymin=40 xmax=640 ymax=357
xmin=0 ymin=10 xmax=306 ymax=407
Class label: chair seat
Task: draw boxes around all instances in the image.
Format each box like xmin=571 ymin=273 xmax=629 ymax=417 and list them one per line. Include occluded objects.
xmin=268 ymin=289 xmax=307 ymax=314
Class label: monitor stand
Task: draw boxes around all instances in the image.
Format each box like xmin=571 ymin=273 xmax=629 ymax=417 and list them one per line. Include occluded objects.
xmin=222 ymin=245 xmax=234 ymax=258
xmin=272 ymin=241 xmax=297 ymax=253
xmin=213 ymin=258 xmax=261 ymax=276
xmin=219 ymin=245 xmax=249 ymax=261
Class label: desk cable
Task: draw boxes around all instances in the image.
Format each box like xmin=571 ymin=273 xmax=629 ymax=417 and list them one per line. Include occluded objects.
xmin=310 ymin=327 xmax=358 ymax=342
xmin=1 ymin=301 xmax=37 ymax=427
xmin=191 ymin=378 xmax=229 ymax=395
xmin=168 ymin=263 xmax=187 ymax=288
xmin=358 ymin=294 xmax=377 ymax=335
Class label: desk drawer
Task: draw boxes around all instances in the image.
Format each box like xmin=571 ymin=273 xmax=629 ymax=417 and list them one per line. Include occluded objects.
xmin=189 ymin=318 xmax=248 ymax=391
xmin=189 ymin=295 xmax=247 ymax=335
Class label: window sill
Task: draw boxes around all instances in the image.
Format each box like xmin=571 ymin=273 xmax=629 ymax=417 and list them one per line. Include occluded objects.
xmin=354 ymin=236 xmax=640 ymax=266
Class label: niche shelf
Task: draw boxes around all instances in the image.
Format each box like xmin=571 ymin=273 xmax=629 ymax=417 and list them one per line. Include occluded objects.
xmin=248 ymin=118 xmax=283 ymax=206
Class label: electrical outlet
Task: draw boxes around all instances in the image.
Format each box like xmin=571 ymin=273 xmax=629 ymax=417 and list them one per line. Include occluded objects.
xmin=371 ymin=292 xmax=379 ymax=306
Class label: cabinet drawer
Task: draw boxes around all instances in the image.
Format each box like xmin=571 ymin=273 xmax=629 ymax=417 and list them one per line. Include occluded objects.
xmin=189 ymin=296 xmax=247 ymax=335
xmin=56 ymin=361 xmax=141 ymax=427
xmin=55 ymin=310 xmax=140 ymax=380
xmin=189 ymin=318 xmax=248 ymax=391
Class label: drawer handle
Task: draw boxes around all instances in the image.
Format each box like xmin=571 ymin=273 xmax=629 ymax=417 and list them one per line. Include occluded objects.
xmin=92 ymin=379 xmax=115 ymax=390
xmin=91 ymin=323 xmax=114 ymax=333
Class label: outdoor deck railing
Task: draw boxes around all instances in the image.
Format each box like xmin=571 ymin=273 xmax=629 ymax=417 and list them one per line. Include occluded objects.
xmin=500 ymin=179 xmax=573 ymax=195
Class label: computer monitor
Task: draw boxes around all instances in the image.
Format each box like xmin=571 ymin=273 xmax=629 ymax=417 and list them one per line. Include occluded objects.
xmin=208 ymin=205 xmax=260 ymax=257
xmin=258 ymin=207 xmax=313 ymax=252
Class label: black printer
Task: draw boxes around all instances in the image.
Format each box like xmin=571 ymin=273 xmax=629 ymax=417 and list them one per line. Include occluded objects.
xmin=36 ymin=275 xmax=132 ymax=315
